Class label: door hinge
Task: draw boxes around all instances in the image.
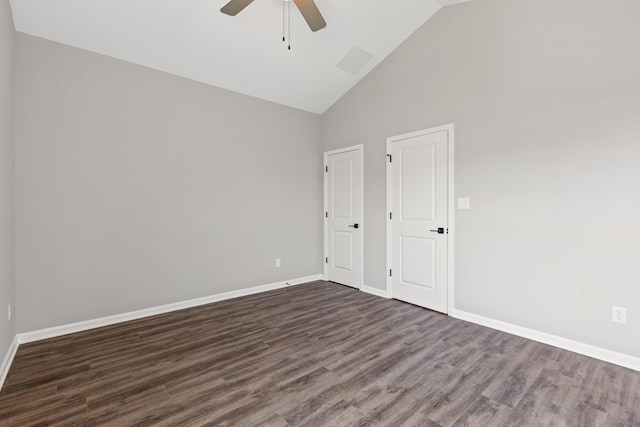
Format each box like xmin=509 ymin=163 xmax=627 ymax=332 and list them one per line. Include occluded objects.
xmin=387 ymin=154 xmax=392 ymax=163
xmin=389 ymin=212 xmax=392 ymax=220
xmin=389 ymin=269 xmax=392 ymax=277
xmin=325 ymin=257 xmax=328 ymax=264
xmin=325 ymin=166 xmax=328 ymax=172
xmin=325 ymin=212 xmax=328 ymax=218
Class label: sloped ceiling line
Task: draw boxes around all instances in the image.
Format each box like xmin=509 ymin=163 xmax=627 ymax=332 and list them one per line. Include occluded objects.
xmin=9 ymin=0 xmax=469 ymax=113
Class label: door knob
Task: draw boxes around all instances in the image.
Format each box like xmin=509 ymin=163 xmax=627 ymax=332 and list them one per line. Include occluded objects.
xmin=430 ymin=227 xmax=445 ymax=234
xmin=348 ymin=224 xmax=359 ymax=229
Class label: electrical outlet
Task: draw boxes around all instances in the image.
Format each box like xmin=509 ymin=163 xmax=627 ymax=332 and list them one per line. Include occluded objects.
xmin=612 ymin=306 xmax=627 ymax=324
xmin=7 ymin=304 xmax=11 ymax=322
xmin=275 ymin=258 xmax=281 ymax=268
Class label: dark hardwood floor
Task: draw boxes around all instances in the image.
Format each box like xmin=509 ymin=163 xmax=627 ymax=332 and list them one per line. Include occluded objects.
xmin=1 ymin=281 xmax=638 ymax=426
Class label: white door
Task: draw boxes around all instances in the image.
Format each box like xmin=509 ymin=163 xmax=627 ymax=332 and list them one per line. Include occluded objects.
xmin=325 ymin=146 xmax=363 ymax=289
xmin=387 ymin=126 xmax=452 ymax=313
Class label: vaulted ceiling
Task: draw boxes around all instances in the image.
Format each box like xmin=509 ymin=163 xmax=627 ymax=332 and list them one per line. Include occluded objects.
xmin=9 ymin=0 xmax=470 ymax=114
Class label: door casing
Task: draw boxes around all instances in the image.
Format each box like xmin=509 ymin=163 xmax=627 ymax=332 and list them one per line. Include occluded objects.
xmin=386 ymin=124 xmax=455 ymax=314
xmin=324 ymin=144 xmax=364 ymax=289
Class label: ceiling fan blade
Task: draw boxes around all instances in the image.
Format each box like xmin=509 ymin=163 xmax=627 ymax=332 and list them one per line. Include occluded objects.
xmin=292 ymin=0 xmax=327 ymax=32
xmin=220 ymin=0 xmax=255 ymax=16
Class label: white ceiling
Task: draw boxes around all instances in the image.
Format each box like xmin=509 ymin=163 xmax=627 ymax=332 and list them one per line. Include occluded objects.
xmin=9 ymin=0 xmax=467 ymax=114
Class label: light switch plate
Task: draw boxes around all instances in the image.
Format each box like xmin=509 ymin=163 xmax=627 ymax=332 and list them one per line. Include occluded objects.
xmin=457 ymin=197 xmax=470 ymax=210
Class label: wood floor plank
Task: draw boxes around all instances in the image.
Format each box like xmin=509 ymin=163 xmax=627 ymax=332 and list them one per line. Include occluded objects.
xmin=1 ymin=281 xmax=638 ymax=426
xmin=481 ymin=355 xmax=545 ymax=408
xmin=450 ymin=395 xmax=512 ymax=427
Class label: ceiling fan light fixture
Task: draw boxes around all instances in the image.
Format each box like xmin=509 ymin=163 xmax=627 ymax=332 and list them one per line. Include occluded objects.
xmin=221 ymin=0 xmax=326 ymax=32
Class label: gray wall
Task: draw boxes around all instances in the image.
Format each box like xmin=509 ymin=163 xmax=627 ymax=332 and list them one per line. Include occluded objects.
xmin=10 ymin=0 xmax=640 ymax=363
xmin=0 ymin=0 xmax=15 ymax=357
xmin=322 ymin=0 xmax=640 ymax=358
xmin=15 ymin=34 xmax=323 ymax=333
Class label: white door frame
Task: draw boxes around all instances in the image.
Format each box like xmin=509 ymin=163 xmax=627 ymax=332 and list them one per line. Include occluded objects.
xmin=386 ymin=124 xmax=455 ymax=314
xmin=324 ymin=144 xmax=364 ymax=290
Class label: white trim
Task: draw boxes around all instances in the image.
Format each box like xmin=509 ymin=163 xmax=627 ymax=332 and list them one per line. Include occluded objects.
xmin=451 ymin=309 xmax=640 ymax=372
xmin=0 ymin=335 xmax=19 ymax=391
xmin=17 ymin=274 xmax=323 ymax=345
xmin=386 ymin=124 xmax=455 ymax=314
xmin=386 ymin=138 xmax=392 ymax=298
xmin=447 ymin=126 xmax=456 ymax=315
xmin=361 ymin=286 xmax=390 ymax=299
xmin=323 ymin=144 xmax=364 ymax=291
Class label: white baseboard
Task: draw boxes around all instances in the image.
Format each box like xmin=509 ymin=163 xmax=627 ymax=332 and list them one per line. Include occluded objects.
xmin=451 ymin=308 xmax=640 ymax=372
xmin=362 ymin=285 xmax=390 ymax=299
xmin=0 ymin=335 xmax=19 ymax=391
xmin=17 ymin=274 xmax=323 ymax=345
xmin=285 ymin=275 xmax=324 ymax=287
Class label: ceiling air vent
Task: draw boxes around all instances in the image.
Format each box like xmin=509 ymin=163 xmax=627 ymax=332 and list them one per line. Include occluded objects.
xmin=336 ymin=47 xmax=374 ymax=75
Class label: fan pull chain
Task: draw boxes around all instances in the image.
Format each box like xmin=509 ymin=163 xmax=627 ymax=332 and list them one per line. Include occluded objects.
xmin=281 ymin=0 xmax=292 ymax=51
xmin=288 ymin=0 xmax=291 ymax=50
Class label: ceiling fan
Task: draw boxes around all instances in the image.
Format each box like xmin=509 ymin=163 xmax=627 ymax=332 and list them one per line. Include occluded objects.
xmin=221 ymin=0 xmax=327 ymax=32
